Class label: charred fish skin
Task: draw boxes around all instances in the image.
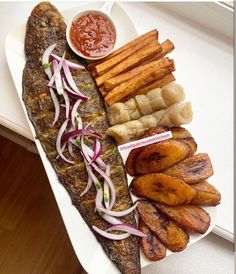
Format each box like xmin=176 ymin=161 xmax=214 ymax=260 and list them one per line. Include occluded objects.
xmin=22 ymin=2 xmax=140 ymax=274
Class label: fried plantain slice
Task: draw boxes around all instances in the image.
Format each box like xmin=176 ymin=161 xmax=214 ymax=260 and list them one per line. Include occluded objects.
xmin=170 ymin=126 xmax=192 ymax=139
xmin=130 ymin=173 xmax=197 ymax=205
xmin=153 ymin=203 xmax=210 ymax=234
xmin=165 ymin=127 xmax=197 ymax=155
xmin=163 ymin=153 xmax=214 ymax=184
xmin=125 ymin=126 xmax=197 ymax=175
xmin=191 ymin=181 xmax=221 ymax=206
xmin=181 ymin=137 xmax=197 ymax=155
xmin=134 ymin=139 xmax=192 ymax=174
xmin=139 ymin=220 xmax=166 ymax=261
xmin=137 ymin=201 xmax=189 ymax=252
xmin=126 ymin=127 xmax=167 ymax=176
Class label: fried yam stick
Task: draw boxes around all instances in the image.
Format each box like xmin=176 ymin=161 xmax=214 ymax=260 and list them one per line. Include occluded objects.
xmin=99 ymin=86 xmax=107 ymax=97
xmin=95 ymin=35 xmax=157 ymax=75
xmin=105 ymin=66 xmax=174 ymax=105
xmin=142 ymin=39 xmax=175 ymax=65
xmin=103 ymin=58 xmax=174 ymax=92
xmin=131 ymin=73 xmax=176 ymax=98
xmin=95 ymin=39 xmax=162 ymax=87
xmin=88 ymin=29 xmax=158 ymax=70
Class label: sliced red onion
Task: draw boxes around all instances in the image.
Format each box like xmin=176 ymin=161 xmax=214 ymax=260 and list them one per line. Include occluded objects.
xmin=56 ymin=119 xmax=74 ymax=164
xmin=68 ymin=140 xmax=77 ymax=159
xmin=81 ymin=152 xmax=103 ymax=209
xmin=49 ymin=88 xmax=60 ymax=127
xmin=95 ymin=157 xmax=107 ymax=171
xmin=103 ymin=182 xmax=110 ymax=209
xmin=62 ymin=129 xmax=101 ymax=143
xmin=92 ymin=163 xmax=116 ymax=209
xmin=80 ymin=171 xmax=93 ymax=197
xmin=102 ymin=215 xmax=122 ymax=225
xmin=89 ymin=139 xmax=102 ymax=164
xmin=48 ymin=52 xmax=65 ymax=87
xmin=103 ymin=165 xmax=110 ymax=209
xmin=85 ymin=166 xmax=103 ymax=209
xmin=81 ymin=141 xmax=107 ymax=172
xmin=82 ymin=143 xmax=106 ymax=170
xmin=76 ymin=115 xmax=83 ymax=130
xmin=62 ymin=78 xmax=88 ymax=100
xmin=80 ymin=136 xmax=92 ymax=163
xmin=69 ymin=138 xmax=77 ymax=146
xmin=92 ymin=225 xmax=130 ymax=240
xmin=51 ymin=53 xmax=85 ymax=70
xmin=95 ymin=187 xmax=103 ymax=209
xmin=63 ymin=61 xmax=87 ymax=98
xmin=106 ymin=165 xmax=111 ymax=176
xmin=106 ymin=224 xmax=146 ymax=237
xmin=96 ymin=203 xmax=138 ymax=217
xmin=52 ymin=60 xmax=64 ymax=95
xmin=42 ymin=43 xmax=57 ymax=79
xmin=62 ymin=91 xmax=70 ymax=119
xmin=71 ymin=99 xmax=82 ymax=128
xmin=56 ymin=142 xmax=67 ymax=159
xmin=61 ymin=141 xmax=67 ymax=153
xmin=86 ymin=163 xmax=100 ymax=188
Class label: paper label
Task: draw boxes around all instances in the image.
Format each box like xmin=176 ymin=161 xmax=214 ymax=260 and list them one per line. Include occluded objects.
xmin=118 ymin=131 xmax=172 ymax=152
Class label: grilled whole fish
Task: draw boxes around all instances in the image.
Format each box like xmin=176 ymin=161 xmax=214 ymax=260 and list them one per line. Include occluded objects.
xmin=22 ymin=2 xmax=140 ymax=273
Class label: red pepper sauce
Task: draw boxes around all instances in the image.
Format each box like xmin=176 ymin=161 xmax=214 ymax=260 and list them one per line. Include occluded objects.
xmin=70 ymin=13 xmax=116 ymax=58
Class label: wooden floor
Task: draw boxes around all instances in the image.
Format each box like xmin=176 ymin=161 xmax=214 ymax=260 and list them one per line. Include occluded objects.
xmin=0 ymin=136 xmax=85 ymax=274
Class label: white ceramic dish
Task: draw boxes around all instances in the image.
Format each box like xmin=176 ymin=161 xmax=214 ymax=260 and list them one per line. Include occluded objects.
xmin=5 ymin=2 xmax=217 ymax=273
xmin=66 ymin=2 xmax=117 ymax=60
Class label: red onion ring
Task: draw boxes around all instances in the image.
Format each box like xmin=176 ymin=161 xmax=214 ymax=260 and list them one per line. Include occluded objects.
xmin=48 ymin=52 xmax=65 ymax=87
xmin=42 ymin=43 xmax=57 ymax=79
xmin=71 ymin=99 xmax=82 ymax=128
xmin=62 ymin=78 xmax=88 ymax=100
xmin=91 ymin=163 xmax=116 ymax=209
xmin=51 ymin=53 xmax=85 ymax=70
xmin=63 ymin=61 xmax=87 ymax=98
xmin=62 ymin=129 xmax=101 ymax=143
xmin=62 ymin=91 xmax=70 ymax=119
xmin=96 ymin=203 xmax=138 ymax=217
xmin=56 ymin=119 xmax=74 ymax=164
xmin=106 ymin=224 xmax=146 ymax=237
xmin=92 ymin=226 xmax=130 ymax=240
xmin=52 ymin=60 xmax=64 ymax=95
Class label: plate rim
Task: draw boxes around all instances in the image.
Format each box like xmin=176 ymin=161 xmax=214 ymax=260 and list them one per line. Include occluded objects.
xmin=4 ymin=2 xmax=218 ymax=273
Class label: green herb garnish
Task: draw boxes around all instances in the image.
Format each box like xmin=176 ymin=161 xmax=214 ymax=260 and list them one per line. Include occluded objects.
xmin=58 ymin=95 xmax=64 ymax=104
xmin=104 ymin=196 xmax=109 ymax=203
xmin=76 ymin=138 xmax=81 ymax=147
xmin=95 ymin=182 xmax=101 ymax=190
xmin=42 ymin=63 xmax=50 ymax=69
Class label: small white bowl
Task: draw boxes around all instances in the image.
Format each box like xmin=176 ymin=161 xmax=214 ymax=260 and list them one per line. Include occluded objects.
xmin=66 ymin=9 xmax=117 ymax=61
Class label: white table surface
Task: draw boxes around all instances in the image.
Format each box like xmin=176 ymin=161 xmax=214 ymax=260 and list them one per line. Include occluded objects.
xmin=0 ymin=2 xmax=234 ymax=274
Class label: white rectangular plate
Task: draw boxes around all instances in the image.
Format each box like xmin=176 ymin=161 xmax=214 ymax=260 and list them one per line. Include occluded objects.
xmin=5 ymin=2 xmax=217 ymax=273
